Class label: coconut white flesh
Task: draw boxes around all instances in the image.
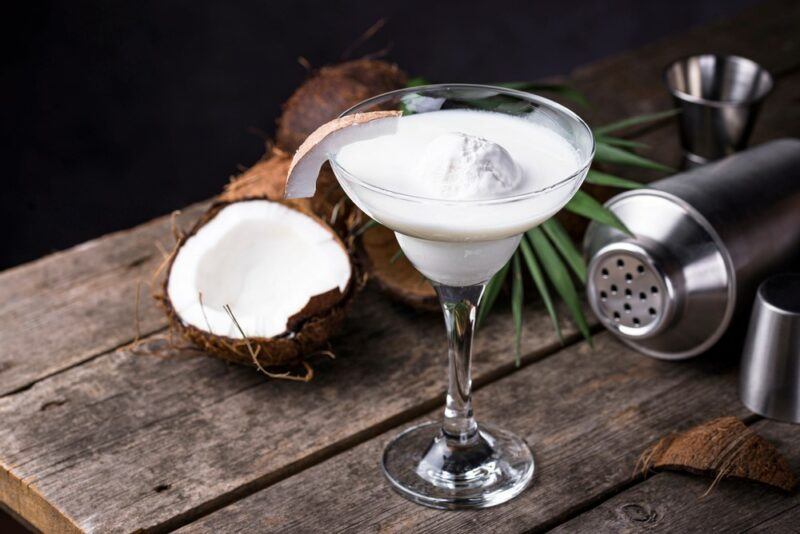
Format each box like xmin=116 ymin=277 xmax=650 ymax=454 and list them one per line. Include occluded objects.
xmin=167 ymin=201 xmax=351 ymax=339
xmin=285 ymin=110 xmax=402 ymax=199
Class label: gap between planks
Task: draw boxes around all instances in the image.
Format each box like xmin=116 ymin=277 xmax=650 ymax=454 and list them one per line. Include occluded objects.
xmin=134 ymin=324 xmax=602 ymax=534
xmin=2 ymin=326 xmax=169 ymax=398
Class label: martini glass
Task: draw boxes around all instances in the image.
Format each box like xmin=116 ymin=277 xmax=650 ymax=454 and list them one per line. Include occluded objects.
xmin=330 ymin=85 xmax=594 ymax=509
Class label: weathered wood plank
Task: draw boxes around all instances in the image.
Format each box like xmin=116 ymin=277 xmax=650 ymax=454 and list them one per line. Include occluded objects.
xmin=550 ymin=419 xmax=800 ymax=533
xmin=177 ymin=333 xmax=753 ymax=534
xmin=0 ymin=287 xmax=582 ymax=534
xmin=0 ymin=203 xmax=208 ymax=396
xmin=747 ymin=501 xmax=800 ymax=533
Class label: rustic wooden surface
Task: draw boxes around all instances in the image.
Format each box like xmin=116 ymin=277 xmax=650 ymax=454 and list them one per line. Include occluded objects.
xmin=0 ymin=202 xmax=208 ymax=396
xmin=0 ymin=291 xmax=582 ymax=533
xmin=550 ymin=420 xmax=800 ymax=533
xmin=178 ymin=333 xmax=751 ymax=534
xmin=1 ymin=1 xmax=799 ymax=532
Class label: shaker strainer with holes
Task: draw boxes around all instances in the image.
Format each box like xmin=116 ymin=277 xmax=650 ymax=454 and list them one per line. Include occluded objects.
xmin=583 ymin=139 xmax=800 ymax=359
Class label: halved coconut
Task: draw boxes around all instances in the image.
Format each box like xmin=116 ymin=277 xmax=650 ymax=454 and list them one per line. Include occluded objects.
xmin=285 ymin=110 xmax=402 ymax=199
xmin=161 ymin=199 xmax=355 ymax=369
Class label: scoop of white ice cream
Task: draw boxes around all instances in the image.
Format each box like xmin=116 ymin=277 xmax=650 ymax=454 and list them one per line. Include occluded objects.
xmin=415 ymin=132 xmax=522 ymax=200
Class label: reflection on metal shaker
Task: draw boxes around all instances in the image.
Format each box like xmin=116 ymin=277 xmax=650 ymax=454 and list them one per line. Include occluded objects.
xmin=584 ymin=139 xmax=800 ymax=359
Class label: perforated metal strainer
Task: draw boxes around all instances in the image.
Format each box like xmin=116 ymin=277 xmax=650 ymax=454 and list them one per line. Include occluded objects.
xmin=584 ymin=139 xmax=800 ymax=359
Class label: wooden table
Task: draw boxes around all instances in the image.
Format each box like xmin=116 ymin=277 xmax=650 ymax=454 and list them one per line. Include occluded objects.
xmin=2 ymin=2 xmax=799 ymax=532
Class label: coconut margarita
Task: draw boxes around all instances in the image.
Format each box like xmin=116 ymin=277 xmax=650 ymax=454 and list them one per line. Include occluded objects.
xmin=287 ymin=108 xmax=587 ymax=286
xmin=285 ymin=87 xmax=594 ymax=510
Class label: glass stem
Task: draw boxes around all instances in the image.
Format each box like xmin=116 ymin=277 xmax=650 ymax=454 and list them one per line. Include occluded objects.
xmin=435 ymin=283 xmax=486 ymax=444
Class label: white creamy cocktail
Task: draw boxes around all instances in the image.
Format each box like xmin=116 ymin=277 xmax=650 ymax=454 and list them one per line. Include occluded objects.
xmin=333 ymin=108 xmax=584 ymax=286
xmin=286 ymin=85 xmax=594 ymax=510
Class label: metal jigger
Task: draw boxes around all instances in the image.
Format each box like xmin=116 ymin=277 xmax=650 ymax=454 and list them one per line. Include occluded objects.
xmin=740 ymin=274 xmax=800 ymax=423
xmin=664 ymin=54 xmax=773 ymax=166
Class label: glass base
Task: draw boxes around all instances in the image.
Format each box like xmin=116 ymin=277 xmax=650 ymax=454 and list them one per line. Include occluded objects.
xmin=381 ymin=421 xmax=535 ymax=509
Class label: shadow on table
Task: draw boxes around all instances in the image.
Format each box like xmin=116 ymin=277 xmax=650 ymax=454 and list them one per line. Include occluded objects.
xmin=0 ymin=507 xmax=31 ymax=533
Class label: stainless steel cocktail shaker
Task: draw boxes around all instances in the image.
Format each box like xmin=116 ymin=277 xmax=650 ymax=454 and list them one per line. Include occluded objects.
xmin=584 ymin=139 xmax=800 ymax=359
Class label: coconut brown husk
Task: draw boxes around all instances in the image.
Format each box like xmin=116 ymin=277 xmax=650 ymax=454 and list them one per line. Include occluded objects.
xmin=358 ymin=224 xmax=438 ymax=311
xmin=220 ymin=149 xmax=292 ymax=203
xmin=221 ymin=150 xmax=358 ymax=236
xmin=156 ymin=198 xmax=360 ymax=372
xmin=276 ymin=59 xmax=407 ymax=152
xmin=637 ymin=416 xmax=797 ymax=493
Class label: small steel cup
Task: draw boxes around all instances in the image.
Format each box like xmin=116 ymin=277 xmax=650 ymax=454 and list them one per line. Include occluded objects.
xmin=664 ymin=54 xmax=773 ymax=166
xmin=740 ymin=273 xmax=800 ymax=423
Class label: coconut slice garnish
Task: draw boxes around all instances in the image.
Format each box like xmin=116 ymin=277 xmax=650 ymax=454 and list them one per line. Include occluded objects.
xmin=285 ymin=110 xmax=402 ymax=199
xmin=167 ymin=200 xmax=352 ymax=340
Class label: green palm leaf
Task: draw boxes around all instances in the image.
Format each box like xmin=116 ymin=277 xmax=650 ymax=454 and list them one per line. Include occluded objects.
xmin=542 ymin=219 xmax=587 ymax=283
xmin=595 ymin=142 xmax=673 ymax=172
xmin=565 ymin=190 xmax=632 ymax=235
xmin=594 ymin=109 xmax=680 ymax=135
xmin=406 ymin=76 xmax=431 ymax=87
xmin=477 ymin=260 xmax=510 ymax=328
xmin=519 ymin=237 xmax=562 ymax=343
xmin=527 ymin=228 xmax=592 ymax=345
xmin=595 ymin=136 xmax=649 ymax=149
xmin=496 ymin=82 xmax=589 ymax=107
xmin=586 ymin=169 xmax=644 ymax=190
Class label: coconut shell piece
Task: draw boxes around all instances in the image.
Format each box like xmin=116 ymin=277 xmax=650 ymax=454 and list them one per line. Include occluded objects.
xmin=638 ymin=416 xmax=797 ymax=492
xmin=156 ymin=199 xmax=359 ymax=372
xmin=220 ymin=150 xmax=292 ymax=202
xmin=276 ymin=59 xmax=407 ymax=152
xmin=359 ymin=224 xmax=438 ymax=311
xmin=221 ymin=151 xmax=358 ymax=236
xmin=285 ymin=110 xmax=402 ymax=199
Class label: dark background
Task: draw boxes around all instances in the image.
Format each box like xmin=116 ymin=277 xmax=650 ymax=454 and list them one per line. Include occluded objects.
xmin=3 ymin=0 xmax=759 ymax=270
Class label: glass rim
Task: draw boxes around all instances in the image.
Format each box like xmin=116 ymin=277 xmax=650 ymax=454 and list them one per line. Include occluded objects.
xmin=329 ymin=83 xmax=595 ymax=206
xmin=663 ymin=54 xmax=774 ymax=108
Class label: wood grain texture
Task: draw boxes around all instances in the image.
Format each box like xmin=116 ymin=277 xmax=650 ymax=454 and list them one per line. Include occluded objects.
xmin=0 ymin=287 xmax=581 ymax=534
xmin=550 ymin=419 xmax=800 ymax=533
xmin=1 ymin=1 xmax=798 ymax=532
xmin=0 ymin=203 xmax=208 ymax=396
xmin=179 ymin=333 xmax=753 ymax=534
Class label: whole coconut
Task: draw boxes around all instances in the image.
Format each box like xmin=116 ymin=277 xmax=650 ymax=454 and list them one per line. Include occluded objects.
xmin=276 ymin=59 xmax=407 ymax=152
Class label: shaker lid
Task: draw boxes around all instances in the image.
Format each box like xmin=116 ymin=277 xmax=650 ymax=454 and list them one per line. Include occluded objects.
xmin=585 ymin=190 xmax=734 ymax=360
